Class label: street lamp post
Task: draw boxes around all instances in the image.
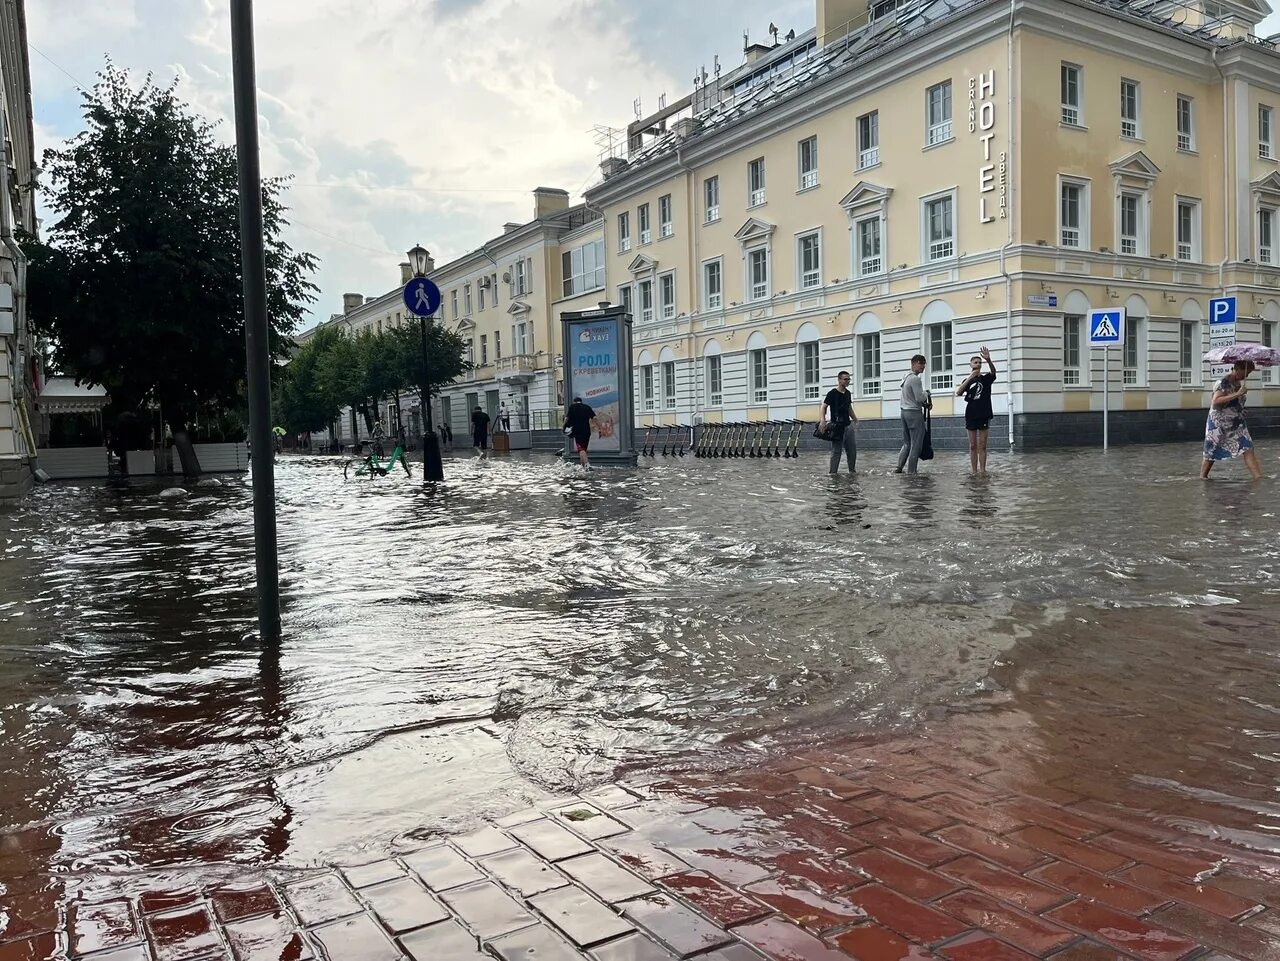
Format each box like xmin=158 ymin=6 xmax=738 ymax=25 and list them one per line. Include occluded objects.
xmin=407 ymin=244 xmax=445 ymax=483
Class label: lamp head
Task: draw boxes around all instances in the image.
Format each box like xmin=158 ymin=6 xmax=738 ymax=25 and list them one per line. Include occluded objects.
xmin=406 ymin=244 xmax=431 ymax=278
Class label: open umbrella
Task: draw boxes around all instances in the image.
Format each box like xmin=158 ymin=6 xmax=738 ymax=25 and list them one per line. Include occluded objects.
xmin=1202 ymin=342 xmax=1280 ymax=367
xmin=272 ymin=426 xmax=286 ymax=436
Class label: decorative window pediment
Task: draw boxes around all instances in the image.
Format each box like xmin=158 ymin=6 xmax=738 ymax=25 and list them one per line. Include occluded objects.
xmin=454 ymin=317 xmax=476 ymax=333
xmin=733 ymin=217 xmax=777 ymax=246
xmin=1110 ymin=150 xmax=1160 ymax=189
xmin=840 ymin=181 xmax=893 ymax=216
xmin=506 ymin=299 xmax=531 ymax=316
xmin=628 ymin=253 xmax=658 ymax=274
xmin=1252 ymin=171 xmax=1280 ymax=205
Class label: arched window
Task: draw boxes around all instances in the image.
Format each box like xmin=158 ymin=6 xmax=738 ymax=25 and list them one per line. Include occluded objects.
xmin=637 ymin=350 xmax=656 ymax=412
xmin=1123 ymin=295 xmax=1149 ymax=388
xmin=702 ymin=339 xmax=723 ymax=407
xmin=920 ymin=300 xmax=955 ymax=391
xmin=658 ymin=347 xmax=677 ymax=410
xmin=1179 ymin=299 xmax=1204 ymax=388
xmin=1063 ymin=290 xmax=1090 ymax=387
xmin=746 ymin=332 xmax=769 ymax=404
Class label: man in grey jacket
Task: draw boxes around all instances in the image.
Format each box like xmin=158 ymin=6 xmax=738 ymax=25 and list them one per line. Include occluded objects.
xmin=895 ymin=354 xmax=930 ymax=474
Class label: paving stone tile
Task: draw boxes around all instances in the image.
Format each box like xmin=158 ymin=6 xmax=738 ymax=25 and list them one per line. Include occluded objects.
xmin=139 ymin=889 xmax=201 ymax=916
xmin=529 ymin=885 xmax=633 ymax=947
xmin=1028 ymin=861 xmax=1172 ymax=916
xmin=660 ymin=872 xmax=771 ymax=928
xmin=360 ymin=876 xmax=449 ymax=934
xmin=1209 ymin=872 xmax=1280 ymax=910
xmin=833 ymin=922 xmax=938 ymax=960
xmin=454 ymin=825 xmax=518 ymax=858
xmin=764 ymin=851 xmax=866 ymax=896
xmin=734 ymin=916 xmax=854 ymax=961
xmin=1248 ymin=909 xmax=1280 ymax=937
xmin=442 ymin=880 xmax=537 ymax=939
xmin=488 ymin=923 xmax=585 ymax=960
xmin=1149 ymin=902 xmax=1280 ymax=961
xmin=929 ymin=825 xmax=1047 ymax=873
xmin=847 ymin=849 xmax=961 ymax=901
xmin=481 ymin=847 xmax=570 ymax=897
xmin=600 ymin=836 xmax=692 ymax=882
xmin=934 ymin=890 xmax=1077 ymax=955
xmin=857 ymin=771 xmax=949 ymax=802
xmin=790 ymin=795 xmax=879 ymax=833
xmin=69 ymin=900 xmax=140 ymax=956
xmin=918 ymin=795 xmax=1027 ymax=836
xmin=786 ymin=766 xmax=871 ymax=799
xmin=494 ymin=807 xmax=546 ymax=828
xmin=770 ymin=811 xmax=867 ymax=857
xmin=1089 ymin=832 xmax=1222 ymax=879
xmin=589 ymin=931 xmax=678 ymax=959
xmin=847 ymin=885 xmax=970 ymax=947
xmin=399 ymin=919 xmax=487 ymax=961
xmin=144 ymin=904 xmax=223 ymax=961
xmin=1005 ymin=826 xmax=1129 ymax=874
xmin=341 ymin=860 xmax=406 ymax=890
xmin=1117 ymin=863 xmax=1260 ymax=919
xmin=559 ymin=853 xmax=655 ymax=903
xmin=849 ymin=792 xmax=955 ymax=834
xmin=1043 ymin=940 xmax=1133 ymax=961
xmin=937 ymin=931 xmax=1036 ymax=961
xmin=511 ymin=819 xmax=596 ymax=862
xmin=0 ymin=935 xmax=64 ymax=961
xmin=0 ymin=894 xmax=58 ymax=943
xmin=847 ymin=820 xmax=962 ymax=868
xmin=209 ymin=881 xmax=283 ymax=924
xmin=742 ymin=877 xmax=867 ymax=933
xmin=582 ymin=784 xmax=645 ymax=810
xmin=610 ymin=798 xmax=709 ymax=831
xmin=938 ymin=856 xmax=1070 ymax=913
xmin=996 ymin=799 xmax=1106 ymax=841
xmin=700 ymin=945 xmax=769 ymax=961
xmin=224 ymin=912 xmax=314 ymax=961
xmin=402 ymin=844 xmax=483 ymax=892
xmin=281 ymin=874 xmax=363 ymax=927
xmin=1047 ymin=900 xmax=1200 ymax=961
xmin=620 ymin=892 xmax=733 ymax=956
xmin=76 ymin=946 xmax=148 ymax=961
xmin=309 ymin=914 xmax=402 ymax=961
xmin=553 ymin=803 xmax=632 ymax=841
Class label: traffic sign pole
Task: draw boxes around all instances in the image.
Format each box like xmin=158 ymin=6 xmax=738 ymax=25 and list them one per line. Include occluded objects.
xmin=1087 ymin=308 xmax=1125 ymax=452
xmin=403 ymin=276 xmax=444 ymax=483
xmin=1103 ymin=354 xmax=1109 ymax=451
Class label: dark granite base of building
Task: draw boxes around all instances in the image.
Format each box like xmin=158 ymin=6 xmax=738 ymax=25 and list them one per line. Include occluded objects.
xmin=0 ymin=459 xmax=33 ymax=505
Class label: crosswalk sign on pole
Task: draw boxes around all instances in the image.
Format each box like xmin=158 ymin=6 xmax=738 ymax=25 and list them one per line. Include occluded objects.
xmin=1087 ymin=307 xmax=1125 ymax=451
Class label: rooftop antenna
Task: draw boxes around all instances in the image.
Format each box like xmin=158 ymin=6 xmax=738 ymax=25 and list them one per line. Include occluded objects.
xmin=786 ymin=28 xmax=796 ymax=41
xmin=633 ymin=97 xmax=642 ymax=121
xmin=714 ymin=55 xmax=721 ymax=78
xmin=658 ymin=92 xmax=667 ymax=110
xmin=743 ymin=29 xmax=749 ymax=50
xmin=769 ymin=22 xmax=779 ymax=44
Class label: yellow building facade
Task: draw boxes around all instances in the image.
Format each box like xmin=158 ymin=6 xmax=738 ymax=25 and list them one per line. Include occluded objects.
xmin=585 ymin=0 xmax=1280 ymax=445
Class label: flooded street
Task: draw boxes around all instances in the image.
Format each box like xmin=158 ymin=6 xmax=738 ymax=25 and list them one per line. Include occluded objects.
xmin=2 ymin=445 xmax=1279 ymax=939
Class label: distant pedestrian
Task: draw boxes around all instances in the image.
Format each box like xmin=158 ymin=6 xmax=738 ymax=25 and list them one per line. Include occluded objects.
xmin=895 ymin=354 xmax=931 ymax=474
xmin=471 ymin=406 xmax=491 ymax=457
xmin=1202 ymin=361 xmax=1263 ymax=480
xmin=564 ymin=396 xmax=597 ymax=469
xmin=956 ymin=346 xmax=997 ymax=473
xmin=820 ymin=370 xmax=857 ymax=474
xmin=499 ymin=403 xmax=511 ymax=432
xmin=442 ymin=422 xmax=453 ymax=448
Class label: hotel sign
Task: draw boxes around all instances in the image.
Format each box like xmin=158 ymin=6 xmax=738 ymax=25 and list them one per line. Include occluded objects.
xmin=969 ymin=70 xmax=1007 ymax=223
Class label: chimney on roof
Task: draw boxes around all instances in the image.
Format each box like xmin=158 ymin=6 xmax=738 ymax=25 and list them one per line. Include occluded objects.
xmin=533 ymin=187 xmax=570 ymax=220
xmin=600 ymin=156 xmax=629 ymax=180
xmin=343 ymin=293 xmax=364 ymax=314
xmin=399 ymin=262 xmax=413 ymax=285
xmin=503 ymin=222 xmax=523 ymax=234
xmin=816 ymin=0 xmax=871 ymax=46
xmin=673 ymin=117 xmax=703 ymax=140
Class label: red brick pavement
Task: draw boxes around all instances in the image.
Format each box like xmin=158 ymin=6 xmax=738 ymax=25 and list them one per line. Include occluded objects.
xmin=6 ymin=716 xmax=1280 ymax=961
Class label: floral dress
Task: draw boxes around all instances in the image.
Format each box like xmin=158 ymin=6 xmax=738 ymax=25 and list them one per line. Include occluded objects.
xmin=1203 ymin=376 xmax=1254 ymax=461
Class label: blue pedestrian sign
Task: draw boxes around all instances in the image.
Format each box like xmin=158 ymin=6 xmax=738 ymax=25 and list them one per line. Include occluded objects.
xmin=1087 ymin=307 xmax=1124 ymax=347
xmin=1209 ymin=296 xmax=1236 ymax=327
xmin=403 ymin=277 xmax=442 ymax=317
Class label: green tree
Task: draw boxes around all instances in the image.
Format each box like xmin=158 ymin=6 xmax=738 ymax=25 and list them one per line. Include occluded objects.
xmin=24 ymin=65 xmax=317 ymax=466
xmin=277 ymin=325 xmax=345 ymax=435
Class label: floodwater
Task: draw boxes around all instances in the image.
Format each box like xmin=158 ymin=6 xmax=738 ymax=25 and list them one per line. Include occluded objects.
xmin=1 ymin=444 xmax=1278 ymax=902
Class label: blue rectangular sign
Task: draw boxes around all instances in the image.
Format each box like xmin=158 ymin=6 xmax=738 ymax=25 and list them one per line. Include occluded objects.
xmin=1087 ymin=308 xmax=1124 ymax=347
xmin=1209 ymin=297 xmax=1236 ymax=326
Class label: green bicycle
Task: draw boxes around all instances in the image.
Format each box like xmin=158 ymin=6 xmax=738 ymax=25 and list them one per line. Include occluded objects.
xmin=344 ymin=443 xmax=411 ymax=480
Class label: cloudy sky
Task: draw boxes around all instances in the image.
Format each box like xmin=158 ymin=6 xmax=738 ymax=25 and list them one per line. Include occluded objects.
xmin=25 ymin=1 xmax=1280 ymax=331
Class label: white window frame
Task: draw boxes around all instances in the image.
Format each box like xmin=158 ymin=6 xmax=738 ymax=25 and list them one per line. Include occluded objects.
xmin=618 ymin=284 xmax=633 ymax=316
xmin=1120 ymin=78 xmax=1141 ymax=140
xmin=1123 ymin=316 xmax=1146 ymax=387
xmin=1176 ymin=94 xmax=1195 ymax=152
xmin=1061 ymin=62 xmax=1083 ymax=127
xmin=1179 ymin=320 xmax=1199 ymax=387
xmin=1262 ymin=105 xmax=1276 ymax=160
xmin=658 ymin=194 xmax=674 ymax=239
xmin=749 ymin=347 xmax=769 ymax=404
xmin=857 ymin=331 xmax=881 ymax=397
xmin=1118 ymin=190 xmax=1148 ymax=256
xmin=706 ymin=353 xmax=723 ymax=406
xmin=1063 ymin=315 xmax=1083 ymax=386
xmin=1175 ymin=197 xmax=1201 ymax=263
xmin=1059 ymin=176 xmax=1090 ymax=249
xmin=641 ymin=364 xmax=656 ymax=411
xmin=855 ymin=214 xmax=884 ymax=278
xmin=479 ymin=333 xmax=488 ymax=366
xmin=926 ymin=80 xmax=953 ymax=146
xmin=797 ymin=230 xmax=822 ymax=290
xmin=1263 ymin=321 xmax=1279 ymax=385
xmin=704 ymin=177 xmax=720 ymax=223
xmin=703 ymin=257 xmax=723 ymax=311
xmin=748 ymin=158 xmax=767 ymax=207
xmin=926 ymin=322 xmax=953 ymax=391
xmin=618 ymin=212 xmax=631 ymax=253
xmin=638 ymin=203 xmax=651 ymax=245
xmin=464 ymin=284 xmax=473 ymax=315
xmin=747 ymin=246 xmax=770 ymax=301
xmin=451 ymin=289 xmax=459 ymax=319
xmin=638 ymin=279 xmax=655 ymax=323
xmin=857 ymin=111 xmax=880 ymax=169
xmin=661 ymin=360 xmax=676 ymax=410
xmin=921 ymin=189 xmax=957 ymax=263
xmin=798 ymin=136 xmax=819 ymax=191
xmin=659 ymin=270 xmax=676 ymax=320
xmin=1260 ymin=205 xmax=1277 ymax=265
xmin=799 ymin=340 xmax=822 ymax=400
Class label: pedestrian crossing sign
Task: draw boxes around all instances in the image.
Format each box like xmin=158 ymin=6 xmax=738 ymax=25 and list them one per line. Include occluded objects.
xmin=1087 ymin=307 xmax=1125 ymax=347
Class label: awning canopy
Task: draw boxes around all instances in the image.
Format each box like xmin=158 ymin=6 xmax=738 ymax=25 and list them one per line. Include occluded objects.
xmin=38 ymin=377 xmax=111 ymax=415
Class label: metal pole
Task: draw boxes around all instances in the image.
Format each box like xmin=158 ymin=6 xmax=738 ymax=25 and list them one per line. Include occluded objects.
xmin=420 ymin=313 xmax=444 ymax=482
xmin=1103 ymin=348 xmax=1109 ymax=451
xmin=230 ymin=0 xmax=281 ymax=645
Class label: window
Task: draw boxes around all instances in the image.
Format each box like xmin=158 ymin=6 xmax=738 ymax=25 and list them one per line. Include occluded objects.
xmin=491 ymin=274 xmax=499 ymax=307
xmin=748 ymin=158 xmax=766 ymax=207
xmin=857 ymin=111 xmax=880 ymax=169
xmin=660 ymin=272 xmax=676 ymax=320
xmin=638 ymin=203 xmax=651 ymax=244
xmin=858 ymin=332 xmax=881 ymax=396
xmin=703 ymin=259 xmax=723 ymax=310
xmin=1121 ymin=79 xmax=1140 ymax=139
xmin=798 ymin=232 xmax=821 ymax=290
xmin=494 ymin=331 xmax=501 ymax=359
xmin=1176 ymin=199 xmax=1200 ymax=262
xmin=748 ymin=247 xmax=769 ymax=301
xmin=562 ymin=239 xmax=606 ymax=297
xmin=479 ymin=333 xmax=488 ymax=366
xmin=638 ymin=279 xmax=654 ymax=323
xmin=464 ymin=284 xmax=473 ymax=314
xmin=1264 ymin=322 xmax=1279 ymax=385
xmin=479 ymin=282 xmax=486 ymax=311
xmin=464 ymin=339 xmax=474 ymax=366
xmin=1177 ymin=95 xmax=1194 ymax=151
xmin=927 ymin=322 xmax=953 ymax=390
xmin=1123 ymin=317 xmax=1145 ymax=386
xmin=1119 ymin=191 xmax=1145 ymax=255
xmin=1260 ymin=206 xmax=1276 ymax=264
xmin=800 ymin=341 xmax=821 ymax=400
xmin=856 ymin=216 xmax=882 ymax=277
xmin=514 ymin=259 xmax=528 ymax=295
xmin=1262 ymin=105 xmax=1275 ymax=160
xmin=1063 ymin=315 xmax=1082 ymax=385
xmin=1180 ymin=321 xmax=1198 ymax=386
xmin=1060 ymin=178 xmax=1088 ymax=248
xmin=923 ymin=193 xmax=955 ymax=262
xmin=451 ymin=289 xmax=459 ymax=318
xmin=706 ymin=354 xmax=723 ymax=406
xmin=658 ymin=194 xmax=673 ymax=238
xmin=618 ymin=211 xmax=631 ymax=252
xmin=704 ymin=177 xmax=720 ymax=223
xmin=1061 ymin=63 xmax=1082 ymax=126
xmin=661 ymin=361 xmax=676 ymax=409
xmin=926 ymin=81 xmax=953 ymax=145
xmin=641 ymin=365 xmax=655 ymax=410
xmin=749 ymin=348 xmax=769 ymax=403
xmin=799 ymin=136 xmax=818 ymax=190
xmin=513 ymin=321 xmax=530 ymax=355
xmin=618 ymin=284 xmax=633 ymax=315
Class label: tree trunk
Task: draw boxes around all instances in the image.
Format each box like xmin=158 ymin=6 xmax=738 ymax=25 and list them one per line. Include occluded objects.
xmin=171 ymin=428 xmax=202 ymax=477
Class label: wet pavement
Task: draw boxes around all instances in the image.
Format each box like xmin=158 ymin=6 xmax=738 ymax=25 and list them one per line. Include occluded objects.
xmin=1 ymin=445 xmax=1279 ymax=959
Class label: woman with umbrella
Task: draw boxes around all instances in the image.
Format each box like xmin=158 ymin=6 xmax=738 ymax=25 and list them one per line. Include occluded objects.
xmin=1201 ymin=343 xmax=1275 ymax=480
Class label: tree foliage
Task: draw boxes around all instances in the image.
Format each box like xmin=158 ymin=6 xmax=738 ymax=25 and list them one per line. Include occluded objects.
xmin=23 ymin=64 xmax=317 ymax=430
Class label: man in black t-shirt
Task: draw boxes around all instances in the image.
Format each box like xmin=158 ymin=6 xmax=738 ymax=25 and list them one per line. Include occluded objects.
xmin=471 ymin=406 xmax=491 ymax=457
xmin=819 ymin=370 xmax=857 ymax=474
xmin=563 ymin=396 xmax=597 ymax=469
xmin=955 ymin=346 xmax=997 ymax=473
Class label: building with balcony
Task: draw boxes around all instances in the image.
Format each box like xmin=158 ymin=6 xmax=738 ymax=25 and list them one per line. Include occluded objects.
xmin=585 ymin=0 xmax=1280 ymax=446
